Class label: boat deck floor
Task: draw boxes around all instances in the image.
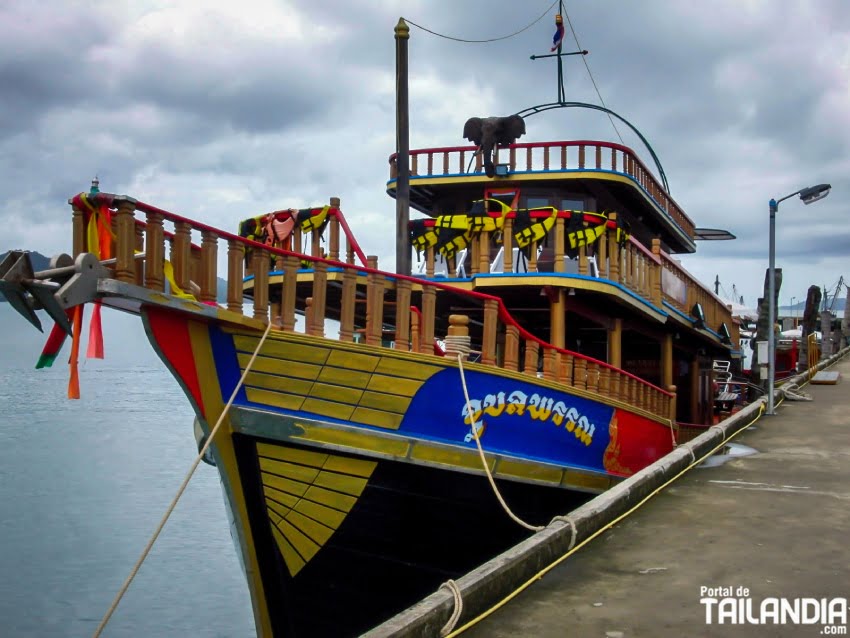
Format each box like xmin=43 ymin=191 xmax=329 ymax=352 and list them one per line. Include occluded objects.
xmin=465 ymin=357 xmax=850 ymax=637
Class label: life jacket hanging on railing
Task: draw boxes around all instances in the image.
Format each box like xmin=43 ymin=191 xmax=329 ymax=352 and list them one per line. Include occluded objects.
xmin=563 ymin=210 xmax=610 ymax=259
xmin=615 ymin=214 xmax=631 ymax=246
xmin=466 ymin=197 xmax=512 ymax=236
xmin=297 ymin=205 xmax=330 ymax=236
xmin=409 ymin=218 xmax=439 ymax=260
xmin=263 ymin=213 xmax=295 ymax=250
xmin=513 ymin=206 xmax=559 ymax=249
xmin=434 ymin=212 xmax=473 ymax=259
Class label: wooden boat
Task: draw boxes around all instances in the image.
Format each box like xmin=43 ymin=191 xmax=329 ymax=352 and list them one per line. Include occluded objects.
xmin=0 ymin=38 xmax=741 ymax=638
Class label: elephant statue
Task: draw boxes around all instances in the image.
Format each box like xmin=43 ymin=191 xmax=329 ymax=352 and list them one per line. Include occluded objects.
xmin=463 ymin=115 xmax=526 ymax=177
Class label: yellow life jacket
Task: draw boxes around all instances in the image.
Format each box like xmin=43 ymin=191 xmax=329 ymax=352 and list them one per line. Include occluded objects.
xmin=513 ymin=206 xmax=558 ymax=248
xmin=409 ymin=218 xmax=439 ymax=256
xmin=297 ymin=205 xmax=330 ymax=234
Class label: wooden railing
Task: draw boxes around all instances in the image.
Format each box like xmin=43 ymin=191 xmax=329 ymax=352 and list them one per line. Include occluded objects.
xmin=389 ymin=140 xmax=695 ymax=241
xmin=658 ymin=250 xmax=737 ymax=345
xmin=418 ymin=210 xmax=734 ymax=342
xmin=70 ymin=192 xmax=675 ymax=420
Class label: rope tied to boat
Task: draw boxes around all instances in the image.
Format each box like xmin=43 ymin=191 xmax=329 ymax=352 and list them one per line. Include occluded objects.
xmin=781 ymin=383 xmax=813 ymax=402
xmin=439 ymin=579 xmax=464 ymax=636
xmin=456 ymin=354 xmax=544 ymax=533
xmin=550 ymin=515 xmax=578 ymax=550
xmin=92 ymin=318 xmax=275 ymax=638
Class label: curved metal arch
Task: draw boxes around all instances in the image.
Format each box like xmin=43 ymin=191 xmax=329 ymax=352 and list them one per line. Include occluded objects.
xmin=515 ymin=102 xmax=670 ymax=194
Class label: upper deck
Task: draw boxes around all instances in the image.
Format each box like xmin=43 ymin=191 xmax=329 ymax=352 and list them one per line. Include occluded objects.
xmin=388 ymin=140 xmax=696 ymax=255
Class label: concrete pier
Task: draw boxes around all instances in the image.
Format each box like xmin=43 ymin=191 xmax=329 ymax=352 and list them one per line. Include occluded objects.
xmin=463 ymin=356 xmax=850 ymax=637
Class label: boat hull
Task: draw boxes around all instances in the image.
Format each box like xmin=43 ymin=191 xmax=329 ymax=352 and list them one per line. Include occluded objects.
xmin=141 ymin=303 xmax=674 ymax=635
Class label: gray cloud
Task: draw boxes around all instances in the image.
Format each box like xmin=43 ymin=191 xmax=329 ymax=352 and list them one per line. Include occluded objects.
xmin=1 ymin=0 xmax=848 ymax=309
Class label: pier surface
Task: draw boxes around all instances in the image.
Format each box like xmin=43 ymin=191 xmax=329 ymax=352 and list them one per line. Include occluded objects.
xmin=465 ymin=356 xmax=849 ymax=638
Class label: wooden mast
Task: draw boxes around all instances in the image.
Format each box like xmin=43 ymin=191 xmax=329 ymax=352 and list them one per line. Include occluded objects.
xmin=395 ymin=18 xmax=411 ymax=275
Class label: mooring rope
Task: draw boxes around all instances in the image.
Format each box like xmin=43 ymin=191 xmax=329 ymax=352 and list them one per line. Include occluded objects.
xmin=92 ymin=319 xmax=274 ymax=638
xmin=457 ymin=354 xmax=544 ymax=532
xmin=781 ymin=382 xmax=813 ymax=402
xmin=439 ymin=579 xmax=464 ymax=636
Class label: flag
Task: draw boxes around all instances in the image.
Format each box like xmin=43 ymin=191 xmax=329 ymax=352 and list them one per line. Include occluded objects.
xmin=551 ymin=14 xmax=565 ymax=52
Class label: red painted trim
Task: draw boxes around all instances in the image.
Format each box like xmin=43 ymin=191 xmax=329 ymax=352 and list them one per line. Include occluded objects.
xmin=145 ymin=306 xmax=205 ymax=415
xmin=76 ymin=192 xmax=671 ymax=399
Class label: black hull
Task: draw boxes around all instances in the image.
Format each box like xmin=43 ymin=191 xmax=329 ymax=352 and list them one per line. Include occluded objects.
xmin=233 ymin=434 xmax=591 ymax=637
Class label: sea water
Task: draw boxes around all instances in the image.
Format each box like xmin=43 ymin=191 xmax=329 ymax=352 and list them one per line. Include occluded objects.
xmin=0 ymin=306 xmax=256 ymax=637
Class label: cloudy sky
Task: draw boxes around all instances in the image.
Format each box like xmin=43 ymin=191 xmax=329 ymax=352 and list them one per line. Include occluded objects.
xmin=2 ymin=0 xmax=849 ymax=311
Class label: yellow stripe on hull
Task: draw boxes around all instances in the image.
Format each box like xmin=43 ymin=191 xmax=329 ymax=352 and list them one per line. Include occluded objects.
xmin=231 ymin=330 xmax=443 ymax=431
xmin=257 ymin=442 xmax=377 ymax=577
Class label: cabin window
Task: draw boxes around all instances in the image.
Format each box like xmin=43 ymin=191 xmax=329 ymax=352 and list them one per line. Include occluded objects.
xmin=561 ymin=197 xmax=586 ymax=212
xmin=525 ymin=196 xmax=550 ymax=209
xmin=520 ymin=191 xmax=595 ymax=212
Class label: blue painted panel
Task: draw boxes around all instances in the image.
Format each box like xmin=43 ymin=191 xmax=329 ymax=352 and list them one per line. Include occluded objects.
xmin=400 ymin=368 xmax=613 ymax=472
xmin=208 ymin=325 xmax=247 ymax=404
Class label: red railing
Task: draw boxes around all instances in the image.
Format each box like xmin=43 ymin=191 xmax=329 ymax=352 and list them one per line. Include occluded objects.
xmin=389 ymin=140 xmax=695 ymax=241
xmin=70 ymin=191 xmax=675 ymax=418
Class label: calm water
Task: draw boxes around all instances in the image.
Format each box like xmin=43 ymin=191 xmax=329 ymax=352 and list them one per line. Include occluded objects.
xmin=0 ymin=310 xmax=256 ymax=636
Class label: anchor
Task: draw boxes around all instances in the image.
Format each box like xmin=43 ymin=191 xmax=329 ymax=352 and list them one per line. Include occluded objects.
xmin=0 ymin=251 xmax=110 ymax=334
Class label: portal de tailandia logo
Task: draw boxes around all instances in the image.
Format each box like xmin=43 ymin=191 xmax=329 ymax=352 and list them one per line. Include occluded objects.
xmin=700 ymin=586 xmax=848 ymax=634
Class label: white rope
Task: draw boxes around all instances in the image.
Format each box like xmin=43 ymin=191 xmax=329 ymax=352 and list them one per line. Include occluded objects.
xmin=457 ymin=354 xmax=544 ymax=532
xmin=444 ymin=335 xmax=472 ymax=358
xmin=781 ymin=383 xmax=813 ymax=402
xmin=439 ymin=579 xmax=464 ymax=637
xmin=92 ymin=319 xmax=275 ymax=638
xmin=550 ymin=515 xmax=578 ymax=550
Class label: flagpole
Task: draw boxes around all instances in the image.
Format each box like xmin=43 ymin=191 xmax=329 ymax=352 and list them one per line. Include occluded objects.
xmin=556 ymin=1 xmax=565 ymax=103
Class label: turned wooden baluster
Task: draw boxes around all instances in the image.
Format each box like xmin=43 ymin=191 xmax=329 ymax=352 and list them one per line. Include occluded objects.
xmin=551 ymin=351 xmax=562 ymax=383
xmin=574 ymin=356 xmax=587 ymax=390
xmin=226 ymin=240 xmax=244 ymax=314
xmin=134 ymin=222 xmax=145 ymax=286
xmin=481 ymin=299 xmax=498 ymax=366
xmin=608 ymin=213 xmax=620 ymax=282
xmin=523 ymin=340 xmax=539 ymax=376
xmin=311 ymin=223 xmax=322 ymax=259
xmin=338 ymin=266 xmax=357 ymax=342
xmin=280 ymin=255 xmax=298 ymax=331
xmin=668 ymin=385 xmax=677 ymax=425
xmin=410 ymin=310 xmax=421 ymax=354
xmin=305 ymin=297 xmax=313 ymax=331
xmin=478 ymin=231 xmax=490 ymax=274
xmin=72 ymin=204 xmax=85 ymax=258
xmin=598 ymin=222 xmax=608 ymax=279
xmin=609 ymin=371 xmax=621 ymax=401
xmin=251 ymin=248 xmax=269 ymax=323
xmin=542 ymin=347 xmax=556 ymax=380
xmin=425 ymin=245 xmax=435 ymax=278
xmin=310 ymin=261 xmax=328 ymax=337
xmin=114 ymin=198 xmax=137 ymax=283
xmin=172 ymin=222 xmax=192 ymax=294
xmin=554 ymin=217 xmax=565 ymax=273
xmin=395 ymin=279 xmax=411 ymax=350
xmin=561 ymin=353 xmax=574 ymax=386
xmin=586 ymin=362 xmax=600 ymax=393
xmin=144 ymin=212 xmax=165 ymax=291
xmin=365 ymin=256 xmax=384 ymax=346
xmin=328 ymin=210 xmax=340 ymax=263
xmin=503 ymin=217 xmax=514 ymax=273
xmin=504 ymin=324 xmax=520 ymax=372
xmin=598 ymin=365 xmax=611 ymax=397
xmin=421 ymin=286 xmax=436 ymax=352
xmin=197 ymin=230 xmax=218 ymax=303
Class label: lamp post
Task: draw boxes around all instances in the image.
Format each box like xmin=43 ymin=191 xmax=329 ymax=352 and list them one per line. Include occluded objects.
xmin=767 ymin=183 xmax=831 ymax=415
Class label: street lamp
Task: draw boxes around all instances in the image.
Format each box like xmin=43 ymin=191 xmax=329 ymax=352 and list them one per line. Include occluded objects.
xmin=767 ymin=183 xmax=831 ymax=415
